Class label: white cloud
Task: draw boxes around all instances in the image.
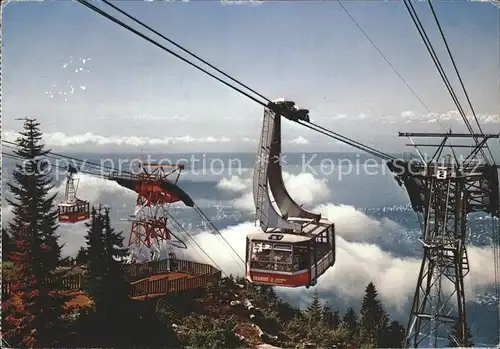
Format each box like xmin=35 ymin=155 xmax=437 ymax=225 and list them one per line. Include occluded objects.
xmin=127 ymin=115 xmax=188 ymax=122
xmin=332 ymin=114 xmax=347 ymax=120
xmin=1 ymin=130 xmax=231 ymax=147
xmin=314 ymin=203 xmax=402 ymax=241
xmin=216 ymin=175 xmax=252 ymax=193
xmin=401 ymin=110 xmax=416 ymax=118
xmin=397 ymin=110 xmax=500 ymax=125
xmin=217 ymin=171 xmax=330 ymax=212
xmin=289 ymin=136 xmax=309 ymax=145
xmin=357 ymin=113 xmax=370 ymax=119
xmin=220 ymin=0 xmax=265 ymax=6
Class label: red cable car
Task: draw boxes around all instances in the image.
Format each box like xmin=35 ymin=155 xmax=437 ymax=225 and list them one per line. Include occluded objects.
xmin=245 ymin=100 xmax=336 ymax=288
xmin=58 ymin=165 xmax=90 ymax=223
xmin=246 ymin=222 xmax=335 ymax=288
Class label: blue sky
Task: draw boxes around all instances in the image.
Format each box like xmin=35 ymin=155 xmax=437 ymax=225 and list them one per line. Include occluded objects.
xmin=2 ymin=0 xmax=499 ymax=153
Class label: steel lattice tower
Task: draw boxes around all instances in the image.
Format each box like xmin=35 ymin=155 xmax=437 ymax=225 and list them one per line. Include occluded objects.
xmin=109 ymin=163 xmax=188 ymax=263
xmin=387 ymin=132 xmax=499 ymax=348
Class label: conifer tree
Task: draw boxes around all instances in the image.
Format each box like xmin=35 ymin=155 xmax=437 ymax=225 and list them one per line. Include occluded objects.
xmin=332 ymin=310 xmax=341 ymax=329
xmin=321 ymin=301 xmax=335 ymax=328
xmin=81 ymin=206 xmax=132 ymax=346
xmin=384 ymin=320 xmax=406 ymax=348
xmin=448 ymin=320 xmax=474 ymax=347
xmin=358 ymin=282 xmax=389 ymax=347
xmin=342 ymin=307 xmax=358 ymax=343
xmin=2 ymin=118 xmax=67 ymax=347
xmin=75 ymin=246 xmax=88 ymax=265
xmin=306 ymin=289 xmax=323 ymax=324
xmin=2 ymin=228 xmax=14 ymax=262
xmin=83 ymin=207 xmax=106 ymax=306
xmin=101 ymin=207 xmax=131 ymax=306
xmin=266 ymin=286 xmax=278 ymax=302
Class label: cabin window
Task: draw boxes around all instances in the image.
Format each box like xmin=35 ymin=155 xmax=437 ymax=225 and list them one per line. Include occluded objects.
xmin=268 ymin=234 xmax=284 ymax=241
xmin=315 ymin=230 xmax=328 ymax=244
xmin=272 ymin=243 xmax=292 ymax=271
xmin=250 ymin=241 xmax=294 ymax=272
xmin=293 ymin=245 xmax=309 ymax=271
xmin=250 ymin=241 xmax=273 ymax=269
xmin=273 ymin=243 xmax=291 ymax=251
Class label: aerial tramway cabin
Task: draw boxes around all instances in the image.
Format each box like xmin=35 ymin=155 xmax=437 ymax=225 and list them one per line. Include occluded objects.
xmin=58 ymin=200 xmax=90 ymax=223
xmin=58 ymin=165 xmax=90 ymax=223
xmin=246 ymin=219 xmax=335 ymax=288
xmin=245 ymin=99 xmax=336 ymax=288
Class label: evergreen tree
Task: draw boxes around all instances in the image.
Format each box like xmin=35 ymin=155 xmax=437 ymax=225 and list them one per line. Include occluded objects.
xmin=383 ymin=320 xmax=406 ymax=348
xmin=83 ymin=207 xmax=106 ymax=306
xmin=178 ymin=314 xmax=242 ymax=349
xmin=2 ymin=118 xmax=67 ymax=347
xmin=2 ymin=228 xmax=15 ymax=262
xmin=342 ymin=307 xmax=358 ymax=343
xmin=81 ymin=207 xmax=132 ymax=346
xmin=306 ymin=289 xmax=323 ymax=323
xmin=75 ymin=246 xmax=88 ymax=265
xmin=101 ymin=207 xmax=131 ymax=306
xmin=448 ymin=320 xmax=474 ymax=347
xmin=332 ymin=310 xmax=341 ymax=329
xmin=321 ymin=301 xmax=335 ymax=328
xmin=358 ymin=282 xmax=389 ymax=347
xmin=266 ymin=286 xmax=278 ymax=302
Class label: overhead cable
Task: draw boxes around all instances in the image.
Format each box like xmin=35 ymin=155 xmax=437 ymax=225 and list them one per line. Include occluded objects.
xmin=426 ymin=0 xmax=495 ymax=164
xmin=100 ymin=0 xmax=272 ymax=105
xmin=76 ymin=0 xmax=268 ymax=109
xmin=75 ymin=0 xmax=394 ymax=162
xmin=402 ymin=0 xmax=490 ymax=164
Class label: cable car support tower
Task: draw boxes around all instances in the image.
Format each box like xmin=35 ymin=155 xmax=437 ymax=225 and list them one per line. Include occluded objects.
xmin=109 ymin=163 xmax=190 ymax=263
xmin=387 ymin=132 xmax=499 ymax=348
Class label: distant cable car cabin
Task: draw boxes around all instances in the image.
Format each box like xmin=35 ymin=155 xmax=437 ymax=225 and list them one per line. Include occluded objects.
xmin=245 ymin=100 xmax=336 ymax=288
xmin=58 ymin=165 xmax=90 ymax=223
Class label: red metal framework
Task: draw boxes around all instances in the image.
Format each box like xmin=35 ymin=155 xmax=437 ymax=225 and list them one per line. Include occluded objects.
xmin=110 ymin=163 xmax=188 ymax=263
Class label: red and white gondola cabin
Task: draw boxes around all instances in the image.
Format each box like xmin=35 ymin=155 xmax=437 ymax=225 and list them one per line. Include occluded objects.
xmin=58 ymin=200 xmax=90 ymax=223
xmin=58 ymin=165 xmax=90 ymax=224
xmin=246 ymin=220 xmax=335 ymax=288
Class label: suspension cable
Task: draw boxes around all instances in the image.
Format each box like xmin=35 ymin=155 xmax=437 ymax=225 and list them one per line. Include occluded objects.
xmin=3 ymin=139 xmax=123 ymax=174
xmin=75 ymin=0 xmax=395 ymax=162
xmin=100 ymin=0 xmax=272 ymax=105
xmin=402 ymin=0 xmax=490 ymax=164
xmin=168 ymin=213 xmax=232 ymax=277
xmin=76 ymin=0 xmax=268 ymax=109
xmin=336 ymin=1 xmax=431 ymax=116
xmin=300 ymin=120 xmax=395 ymax=161
xmin=426 ymin=0 xmax=495 ymax=164
xmin=193 ymin=204 xmax=246 ymax=266
xmin=336 ymin=0 xmax=457 ymax=158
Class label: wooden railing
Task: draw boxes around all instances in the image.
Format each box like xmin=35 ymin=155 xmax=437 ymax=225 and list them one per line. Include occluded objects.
xmin=130 ymin=270 xmax=222 ymax=298
xmin=2 ymin=273 xmax=83 ymax=295
xmin=2 ymin=259 xmax=221 ymax=298
xmin=124 ymin=259 xmax=216 ymax=281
